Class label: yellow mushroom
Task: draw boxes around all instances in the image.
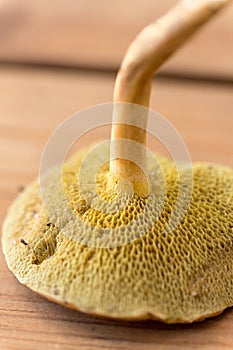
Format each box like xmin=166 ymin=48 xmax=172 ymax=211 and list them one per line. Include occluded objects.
xmin=2 ymin=0 xmax=233 ymax=323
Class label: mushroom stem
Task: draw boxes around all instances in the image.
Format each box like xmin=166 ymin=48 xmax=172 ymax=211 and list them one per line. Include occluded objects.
xmin=110 ymin=0 xmax=231 ymax=194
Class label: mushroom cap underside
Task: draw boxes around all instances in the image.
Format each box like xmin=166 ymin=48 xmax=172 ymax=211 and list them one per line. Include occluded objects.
xmin=2 ymin=144 xmax=233 ymax=323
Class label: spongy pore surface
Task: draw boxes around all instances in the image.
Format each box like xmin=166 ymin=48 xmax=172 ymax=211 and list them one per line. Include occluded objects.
xmin=2 ymin=144 xmax=233 ymax=323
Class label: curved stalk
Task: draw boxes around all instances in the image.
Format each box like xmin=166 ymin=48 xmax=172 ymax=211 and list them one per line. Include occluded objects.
xmin=110 ymin=0 xmax=231 ymax=194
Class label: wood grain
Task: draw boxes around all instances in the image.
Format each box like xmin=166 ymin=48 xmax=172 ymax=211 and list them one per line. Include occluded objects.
xmin=0 ymin=0 xmax=232 ymax=79
xmin=0 ymin=66 xmax=232 ymax=349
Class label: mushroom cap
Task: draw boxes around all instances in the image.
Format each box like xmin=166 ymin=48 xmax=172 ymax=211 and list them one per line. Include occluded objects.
xmin=2 ymin=144 xmax=233 ymax=323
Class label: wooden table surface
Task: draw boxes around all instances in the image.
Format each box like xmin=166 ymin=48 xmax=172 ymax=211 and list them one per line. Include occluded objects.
xmin=0 ymin=1 xmax=232 ymax=349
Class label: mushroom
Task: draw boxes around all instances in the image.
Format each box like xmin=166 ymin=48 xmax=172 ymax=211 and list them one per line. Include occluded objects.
xmin=2 ymin=0 xmax=233 ymax=323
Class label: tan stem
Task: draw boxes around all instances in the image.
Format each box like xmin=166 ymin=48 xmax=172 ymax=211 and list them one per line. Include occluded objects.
xmin=110 ymin=0 xmax=231 ymax=194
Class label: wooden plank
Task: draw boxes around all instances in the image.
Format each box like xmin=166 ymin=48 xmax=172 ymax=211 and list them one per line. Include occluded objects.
xmin=0 ymin=0 xmax=232 ymax=79
xmin=0 ymin=66 xmax=232 ymax=350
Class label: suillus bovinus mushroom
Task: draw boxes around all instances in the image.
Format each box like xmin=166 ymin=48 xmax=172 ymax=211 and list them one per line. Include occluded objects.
xmin=2 ymin=0 xmax=233 ymax=323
